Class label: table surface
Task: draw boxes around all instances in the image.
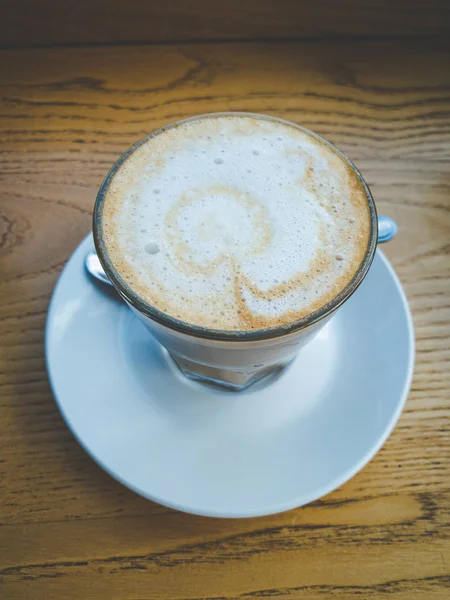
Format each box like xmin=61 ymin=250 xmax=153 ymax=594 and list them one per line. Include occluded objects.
xmin=0 ymin=34 xmax=449 ymax=600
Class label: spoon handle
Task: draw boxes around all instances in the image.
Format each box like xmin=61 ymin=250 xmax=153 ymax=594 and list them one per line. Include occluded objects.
xmin=377 ymin=215 xmax=398 ymax=243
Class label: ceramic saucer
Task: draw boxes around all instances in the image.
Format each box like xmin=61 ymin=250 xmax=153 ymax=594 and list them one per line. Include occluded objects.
xmin=46 ymin=235 xmax=414 ymax=518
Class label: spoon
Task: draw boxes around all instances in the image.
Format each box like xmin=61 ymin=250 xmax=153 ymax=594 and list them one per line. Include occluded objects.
xmin=86 ymin=216 xmax=398 ymax=287
xmin=377 ymin=215 xmax=398 ymax=243
xmin=85 ymin=251 xmax=112 ymax=286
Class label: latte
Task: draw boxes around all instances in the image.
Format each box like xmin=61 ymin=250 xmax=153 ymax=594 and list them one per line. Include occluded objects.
xmin=99 ymin=114 xmax=371 ymax=331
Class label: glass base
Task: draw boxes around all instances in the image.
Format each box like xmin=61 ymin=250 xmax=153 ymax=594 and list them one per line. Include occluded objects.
xmin=169 ymin=353 xmax=290 ymax=391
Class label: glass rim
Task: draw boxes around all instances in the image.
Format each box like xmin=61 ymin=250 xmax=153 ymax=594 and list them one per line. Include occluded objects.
xmin=93 ymin=111 xmax=378 ymax=342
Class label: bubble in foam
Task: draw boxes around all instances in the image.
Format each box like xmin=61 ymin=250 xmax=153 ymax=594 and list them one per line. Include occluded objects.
xmin=214 ymin=158 xmax=224 ymax=164
xmin=144 ymin=242 xmax=160 ymax=255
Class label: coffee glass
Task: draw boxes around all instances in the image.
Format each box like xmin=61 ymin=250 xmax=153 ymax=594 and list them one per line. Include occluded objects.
xmin=93 ymin=113 xmax=378 ymax=391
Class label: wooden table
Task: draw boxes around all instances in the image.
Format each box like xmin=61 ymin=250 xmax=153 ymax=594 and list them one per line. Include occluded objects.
xmin=1 ymin=7 xmax=450 ymax=598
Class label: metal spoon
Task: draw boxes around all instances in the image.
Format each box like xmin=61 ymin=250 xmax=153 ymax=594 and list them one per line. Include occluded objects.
xmin=377 ymin=215 xmax=398 ymax=243
xmin=86 ymin=216 xmax=398 ymax=287
xmin=85 ymin=251 xmax=112 ymax=286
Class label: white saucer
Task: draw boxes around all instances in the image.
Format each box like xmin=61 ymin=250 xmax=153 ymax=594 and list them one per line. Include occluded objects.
xmin=46 ymin=235 xmax=414 ymax=518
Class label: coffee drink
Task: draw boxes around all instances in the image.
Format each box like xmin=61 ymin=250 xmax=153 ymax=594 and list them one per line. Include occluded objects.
xmin=100 ymin=114 xmax=371 ymax=331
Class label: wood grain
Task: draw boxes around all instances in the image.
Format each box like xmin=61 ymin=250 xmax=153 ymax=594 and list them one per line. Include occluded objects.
xmin=0 ymin=37 xmax=449 ymax=599
xmin=1 ymin=0 xmax=450 ymax=48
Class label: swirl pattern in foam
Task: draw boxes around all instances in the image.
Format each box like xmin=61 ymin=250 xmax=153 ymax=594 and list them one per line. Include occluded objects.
xmin=100 ymin=114 xmax=371 ymax=331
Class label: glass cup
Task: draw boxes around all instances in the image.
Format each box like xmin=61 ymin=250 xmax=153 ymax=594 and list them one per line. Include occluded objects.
xmin=93 ymin=113 xmax=378 ymax=391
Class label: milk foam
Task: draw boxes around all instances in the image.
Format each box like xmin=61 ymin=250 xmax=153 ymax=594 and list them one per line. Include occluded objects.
xmin=101 ymin=114 xmax=371 ymax=331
